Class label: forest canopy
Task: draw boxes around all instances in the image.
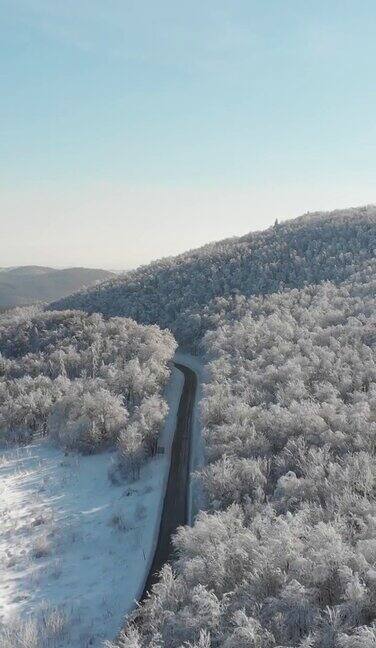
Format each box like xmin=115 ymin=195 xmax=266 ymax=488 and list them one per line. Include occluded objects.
xmin=92 ymin=207 xmax=376 ymax=647
xmin=0 ymin=308 xmax=176 ymax=471
xmin=115 ymin=267 xmax=376 ymax=648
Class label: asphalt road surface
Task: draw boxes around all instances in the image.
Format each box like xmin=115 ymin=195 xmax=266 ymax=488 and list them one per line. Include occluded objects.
xmin=140 ymin=362 xmax=197 ymax=602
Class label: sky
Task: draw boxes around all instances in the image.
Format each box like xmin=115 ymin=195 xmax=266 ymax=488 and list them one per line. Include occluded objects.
xmin=1 ymin=1 xmax=376 ymax=269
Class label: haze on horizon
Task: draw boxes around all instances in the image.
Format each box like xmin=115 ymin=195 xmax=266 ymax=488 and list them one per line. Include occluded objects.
xmin=1 ymin=1 xmax=376 ymax=269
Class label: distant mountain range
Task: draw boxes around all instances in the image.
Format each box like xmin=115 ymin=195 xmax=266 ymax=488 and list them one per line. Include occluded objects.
xmin=0 ymin=266 xmax=115 ymax=310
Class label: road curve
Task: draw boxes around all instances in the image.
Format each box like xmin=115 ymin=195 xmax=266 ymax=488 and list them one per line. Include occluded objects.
xmin=140 ymin=362 xmax=197 ymax=601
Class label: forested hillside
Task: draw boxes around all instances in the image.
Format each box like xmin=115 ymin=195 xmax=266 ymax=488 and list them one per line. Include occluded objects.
xmin=52 ymin=206 xmax=376 ymax=346
xmin=0 ymin=307 xmax=178 ymax=646
xmin=61 ymin=206 xmax=376 ymax=648
xmin=114 ymin=266 xmax=376 ymax=647
xmin=0 ymin=307 xmax=176 ymax=464
xmin=44 ymin=206 xmax=376 ymax=645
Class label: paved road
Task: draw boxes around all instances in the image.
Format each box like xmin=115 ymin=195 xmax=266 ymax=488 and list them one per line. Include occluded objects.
xmin=140 ymin=362 xmax=197 ymax=601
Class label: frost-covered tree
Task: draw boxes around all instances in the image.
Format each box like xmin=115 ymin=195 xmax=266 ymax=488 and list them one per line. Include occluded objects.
xmin=0 ymin=308 xmax=176 ymax=461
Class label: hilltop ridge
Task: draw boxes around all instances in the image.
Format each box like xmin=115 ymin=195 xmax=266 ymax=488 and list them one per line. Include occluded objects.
xmin=51 ymin=205 xmax=376 ymax=344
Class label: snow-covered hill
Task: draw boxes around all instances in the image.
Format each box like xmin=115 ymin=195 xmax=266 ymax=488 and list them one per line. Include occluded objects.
xmin=51 ymin=205 xmax=376 ymax=345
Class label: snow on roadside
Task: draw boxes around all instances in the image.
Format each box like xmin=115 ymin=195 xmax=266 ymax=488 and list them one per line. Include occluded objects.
xmin=0 ymin=365 xmax=184 ymax=648
xmin=174 ymin=351 xmax=207 ymax=524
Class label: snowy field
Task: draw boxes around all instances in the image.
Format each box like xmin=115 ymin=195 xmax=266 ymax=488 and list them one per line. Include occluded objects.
xmin=0 ymin=366 xmax=184 ymax=648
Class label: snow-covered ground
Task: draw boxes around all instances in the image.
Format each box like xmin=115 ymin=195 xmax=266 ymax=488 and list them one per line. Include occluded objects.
xmin=0 ymin=365 xmax=184 ymax=648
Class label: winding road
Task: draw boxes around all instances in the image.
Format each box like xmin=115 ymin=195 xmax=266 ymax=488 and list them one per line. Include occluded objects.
xmin=140 ymin=362 xmax=197 ymax=601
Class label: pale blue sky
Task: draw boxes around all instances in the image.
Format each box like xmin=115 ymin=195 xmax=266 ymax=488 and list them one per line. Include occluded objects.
xmin=1 ymin=1 xmax=376 ymax=268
